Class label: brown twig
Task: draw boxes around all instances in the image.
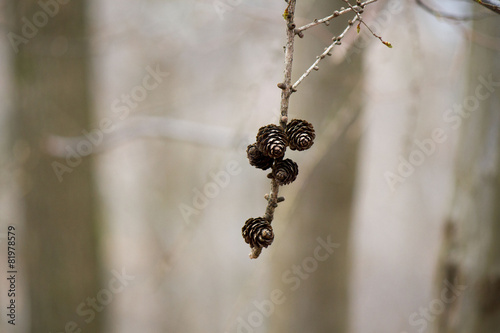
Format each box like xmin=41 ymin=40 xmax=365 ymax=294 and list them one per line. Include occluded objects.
xmin=278 ymin=0 xmax=297 ymax=129
xmin=475 ymin=0 xmax=500 ymax=14
xmin=295 ymin=0 xmax=378 ymax=34
xmin=357 ymin=18 xmax=393 ymax=48
xmin=292 ymin=13 xmax=359 ymax=91
xmin=415 ymin=0 xmax=486 ymax=21
xmin=342 ymin=0 xmax=393 ymax=48
xmin=249 ymin=0 xmax=297 ymax=259
xmin=263 ymin=179 xmax=280 ymax=223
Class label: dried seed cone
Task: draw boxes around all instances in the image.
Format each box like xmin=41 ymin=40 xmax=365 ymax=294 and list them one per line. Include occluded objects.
xmin=246 ymin=143 xmax=274 ymax=170
xmin=286 ymin=119 xmax=315 ymax=151
xmin=242 ymin=217 xmax=274 ymax=249
xmin=256 ymin=124 xmax=288 ymax=159
xmin=272 ymin=158 xmax=299 ymax=185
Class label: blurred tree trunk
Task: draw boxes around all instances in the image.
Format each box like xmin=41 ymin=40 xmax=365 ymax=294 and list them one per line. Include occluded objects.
xmin=9 ymin=1 xmax=103 ymax=332
xmin=434 ymin=12 xmax=500 ymax=333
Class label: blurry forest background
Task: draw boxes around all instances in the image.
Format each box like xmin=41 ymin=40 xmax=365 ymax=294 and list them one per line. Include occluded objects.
xmin=0 ymin=0 xmax=499 ymax=333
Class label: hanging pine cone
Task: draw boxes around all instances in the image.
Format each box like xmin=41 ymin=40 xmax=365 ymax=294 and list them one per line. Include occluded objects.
xmin=242 ymin=217 xmax=274 ymax=249
xmin=286 ymin=119 xmax=315 ymax=151
xmin=246 ymin=143 xmax=275 ymax=170
xmin=272 ymin=158 xmax=298 ymax=185
xmin=256 ymin=124 xmax=288 ymax=159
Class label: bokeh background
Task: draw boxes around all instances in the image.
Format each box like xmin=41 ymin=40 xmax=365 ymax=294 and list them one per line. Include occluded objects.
xmin=1 ymin=0 xmax=499 ymax=332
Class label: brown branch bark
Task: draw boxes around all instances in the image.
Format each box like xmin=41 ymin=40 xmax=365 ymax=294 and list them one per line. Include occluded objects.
xmin=295 ymin=0 xmax=378 ymax=33
xmin=249 ymin=0 xmax=297 ymax=259
xmin=474 ymin=0 xmax=500 ymax=14
xmin=292 ymin=14 xmax=359 ymax=90
xmin=279 ymin=0 xmax=297 ymax=129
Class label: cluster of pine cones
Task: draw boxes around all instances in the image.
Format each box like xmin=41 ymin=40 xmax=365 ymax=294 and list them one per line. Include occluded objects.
xmin=242 ymin=119 xmax=315 ymax=255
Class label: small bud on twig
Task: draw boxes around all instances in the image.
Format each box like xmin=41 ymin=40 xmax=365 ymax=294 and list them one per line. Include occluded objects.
xmin=277 ymin=82 xmax=287 ymax=90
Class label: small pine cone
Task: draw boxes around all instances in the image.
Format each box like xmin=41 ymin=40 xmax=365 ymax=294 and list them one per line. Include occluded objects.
xmin=242 ymin=217 xmax=274 ymax=249
xmin=286 ymin=119 xmax=315 ymax=151
xmin=256 ymin=124 xmax=288 ymax=159
xmin=246 ymin=143 xmax=274 ymax=170
xmin=272 ymin=158 xmax=299 ymax=185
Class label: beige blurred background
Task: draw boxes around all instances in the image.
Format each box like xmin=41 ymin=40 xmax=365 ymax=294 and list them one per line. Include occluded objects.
xmin=0 ymin=0 xmax=499 ymax=333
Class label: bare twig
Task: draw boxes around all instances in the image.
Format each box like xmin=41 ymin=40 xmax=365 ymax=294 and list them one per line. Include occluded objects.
xmin=343 ymin=0 xmax=363 ymax=19
xmin=292 ymin=14 xmax=359 ymax=91
xmin=473 ymin=0 xmax=500 ymax=14
xmin=357 ymin=17 xmax=393 ymax=48
xmin=249 ymin=0 xmax=297 ymax=259
xmin=343 ymin=0 xmax=393 ymax=48
xmin=263 ymin=179 xmax=280 ymax=223
xmin=295 ymin=0 xmax=378 ymax=33
xmin=278 ymin=0 xmax=297 ymax=129
xmin=415 ymin=0 xmax=489 ymax=20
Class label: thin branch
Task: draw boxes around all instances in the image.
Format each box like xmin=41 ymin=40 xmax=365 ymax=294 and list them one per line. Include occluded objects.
xmin=358 ymin=17 xmax=393 ymax=48
xmin=474 ymin=0 xmax=500 ymax=14
xmin=263 ymin=179 xmax=280 ymax=223
xmin=343 ymin=0 xmax=365 ymax=34
xmin=344 ymin=0 xmax=393 ymax=48
xmin=249 ymin=0 xmax=297 ymax=259
xmin=416 ymin=0 xmax=490 ymax=20
xmin=292 ymin=14 xmax=359 ymax=91
xmin=295 ymin=0 xmax=378 ymax=33
xmin=278 ymin=0 xmax=297 ymax=129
